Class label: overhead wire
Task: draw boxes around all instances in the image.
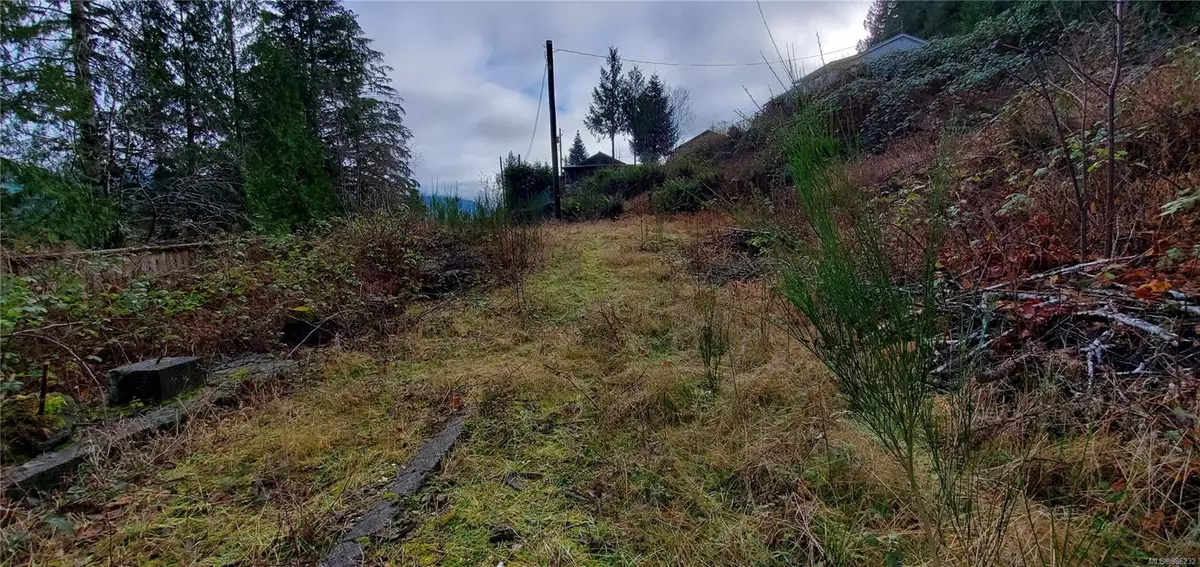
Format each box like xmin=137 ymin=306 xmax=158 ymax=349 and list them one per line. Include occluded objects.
xmin=525 ymin=60 xmax=547 ymax=160
xmin=552 ymin=45 xmax=857 ymax=68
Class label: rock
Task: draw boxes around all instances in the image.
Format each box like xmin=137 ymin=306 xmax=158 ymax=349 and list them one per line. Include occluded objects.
xmin=0 ymin=394 xmax=79 ymax=464
xmin=107 ymin=356 xmax=204 ymax=406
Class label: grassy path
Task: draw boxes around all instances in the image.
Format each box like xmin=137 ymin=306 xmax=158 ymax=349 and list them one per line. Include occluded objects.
xmin=11 ymin=217 xmax=841 ymax=566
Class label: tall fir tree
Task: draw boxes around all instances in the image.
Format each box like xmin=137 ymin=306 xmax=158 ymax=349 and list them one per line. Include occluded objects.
xmin=3 ymin=0 xmax=415 ymax=243
xmin=242 ymin=34 xmax=337 ymax=231
xmin=584 ymin=46 xmax=623 ymax=157
xmin=627 ymin=73 xmax=674 ymax=164
xmin=566 ymin=131 xmax=588 ymax=165
xmin=619 ymin=65 xmax=645 ymax=163
xmin=264 ymin=0 xmax=415 ymax=211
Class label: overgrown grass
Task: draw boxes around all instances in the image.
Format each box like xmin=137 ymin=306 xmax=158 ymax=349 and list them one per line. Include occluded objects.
xmin=6 ymin=214 xmax=1194 ymax=565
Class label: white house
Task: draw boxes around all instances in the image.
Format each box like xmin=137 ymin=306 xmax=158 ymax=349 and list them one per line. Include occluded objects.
xmin=796 ymin=33 xmax=929 ymax=92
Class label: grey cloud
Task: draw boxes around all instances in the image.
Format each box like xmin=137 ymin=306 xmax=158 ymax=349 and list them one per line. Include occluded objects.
xmin=348 ymin=1 xmax=870 ymax=198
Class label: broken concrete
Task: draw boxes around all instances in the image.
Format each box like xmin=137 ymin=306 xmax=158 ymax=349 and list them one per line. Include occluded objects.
xmin=319 ymin=416 xmax=465 ymax=567
xmin=107 ymin=356 xmax=204 ymax=406
xmin=2 ymin=357 xmax=300 ymax=499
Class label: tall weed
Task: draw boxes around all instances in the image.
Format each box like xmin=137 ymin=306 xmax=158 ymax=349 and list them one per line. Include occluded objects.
xmin=775 ymin=107 xmax=951 ymax=564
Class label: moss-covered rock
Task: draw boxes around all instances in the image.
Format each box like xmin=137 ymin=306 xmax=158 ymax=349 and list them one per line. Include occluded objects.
xmin=0 ymin=393 xmax=78 ymax=464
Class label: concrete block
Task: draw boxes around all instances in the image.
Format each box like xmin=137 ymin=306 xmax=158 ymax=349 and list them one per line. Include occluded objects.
xmin=107 ymin=356 xmax=204 ymax=406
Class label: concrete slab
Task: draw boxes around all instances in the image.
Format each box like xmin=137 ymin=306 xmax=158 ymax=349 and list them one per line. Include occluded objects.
xmin=319 ymin=416 xmax=465 ymax=567
xmin=107 ymin=356 xmax=204 ymax=406
xmin=2 ymin=357 xmax=301 ymax=499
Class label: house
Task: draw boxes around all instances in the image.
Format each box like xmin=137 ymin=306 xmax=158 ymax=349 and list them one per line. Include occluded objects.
xmin=671 ymin=129 xmax=724 ymax=160
xmin=797 ymin=33 xmax=928 ymax=92
xmin=562 ymin=152 xmax=626 ymax=184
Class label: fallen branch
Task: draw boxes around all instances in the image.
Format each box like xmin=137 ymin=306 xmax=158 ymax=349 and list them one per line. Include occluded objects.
xmin=982 ymin=255 xmax=1138 ymax=291
xmin=974 ymin=349 xmax=1035 ymax=384
xmin=4 ymin=239 xmax=238 ymax=262
xmin=1083 ymin=309 xmax=1179 ymax=342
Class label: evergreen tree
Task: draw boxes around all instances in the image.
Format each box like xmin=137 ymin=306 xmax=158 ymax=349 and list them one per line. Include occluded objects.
xmin=584 ymin=46 xmax=623 ymax=156
xmin=242 ymin=35 xmax=336 ymax=231
xmin=3 ymin=0 xmax=416 ymax=244
xmin=264 ymin=0 xmax=415 ymax=210
xmin=627 ymin=73 xmax=674 ymax=164
xmin=567 ymin=131 xmax=588 ymax=165
xmin=619 ymin=65 xmax=645 ymax=163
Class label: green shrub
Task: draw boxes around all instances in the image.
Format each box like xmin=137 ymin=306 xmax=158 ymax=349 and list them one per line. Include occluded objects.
xmin=501 ymin=157 xmax=554 ymax=221
xmin=665 ymin=158 xmax=717 ymax=185
xmin=651 ymin=178 xmax=710 ymax=213
xmin=563 ymin=190 xmax=623 ymax=221
xmin=0 ymin=159 xmax=118 ymax=249
xmin=650 ymin=158 xmax=719 ymax=213
xmin=575 ymin=164 xmax=665 ymax=201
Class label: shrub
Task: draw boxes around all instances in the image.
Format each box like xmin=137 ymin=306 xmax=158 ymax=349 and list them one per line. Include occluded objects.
xmin=651 ymin=158 xmax=720 ymax=213
xmin=563 ymin=190 xmax=623 ymax=221
xmin=501 ymin=158 xmax=554 ymax=221
xmin=651 ymin=178 xmax=710 ymax=213
xmin=575 ymin=164 xmax=665 ymax=201
xmin=0 ymin=159 xmax=119 ymax=250
xmin=774 ymin=109 xmax=956 ymax=564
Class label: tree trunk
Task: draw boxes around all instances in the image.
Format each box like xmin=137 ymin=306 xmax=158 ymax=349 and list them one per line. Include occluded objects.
xmin=179 ymin=2 xmax=196 ymax=157
xmin=223 ymin=1 xmax=241 ymax=145
xmin=1104 ymin=0 xmax=1126 ymax=257
xmin=69 ymin=0 xmax=104 ymax=196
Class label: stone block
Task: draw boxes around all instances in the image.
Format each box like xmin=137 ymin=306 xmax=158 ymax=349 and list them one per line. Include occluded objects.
xmin=107 ymin=356 xmax=204 ymax=406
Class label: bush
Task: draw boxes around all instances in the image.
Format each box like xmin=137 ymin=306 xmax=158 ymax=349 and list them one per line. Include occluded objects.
xmin=651 ymin=178 xmax=710 ymax=213
xmin=501 ymin=158 xmax=554 ymax=221
xmin=0 ymin=159 xmax=119 ymax=250
xmin=575 ymin=164 xmax=665 ymax=201
xmin=651 ymin=158 xmax=719 ymax=213
xmin=563 ymin=190 xmax=623 ymax=221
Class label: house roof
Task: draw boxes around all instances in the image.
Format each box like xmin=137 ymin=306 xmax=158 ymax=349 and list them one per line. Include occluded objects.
xmin=868 ymin=33 xmax=928 ymax=54
xmin=563 ymin=151 xmax=626 ymax=169
xmin=798 ymin=33 xmax=928 ymax=84
xmin=674 ymin=129 xmax=718 ymax=152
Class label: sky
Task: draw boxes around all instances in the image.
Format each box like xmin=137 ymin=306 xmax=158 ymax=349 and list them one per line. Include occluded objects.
xmin=348 ymin=1 xmax=872 ymax=199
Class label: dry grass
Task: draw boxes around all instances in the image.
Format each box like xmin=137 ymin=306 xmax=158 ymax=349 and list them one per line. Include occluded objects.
xmin=5 ymin=214 xmax=1196 ymax=565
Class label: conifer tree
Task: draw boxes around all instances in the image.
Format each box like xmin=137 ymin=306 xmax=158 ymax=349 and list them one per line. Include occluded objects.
xmin=584 ymin=46 xmax=623 ymax=156
xmin=567 ymin=131 xmax=588 ymax=165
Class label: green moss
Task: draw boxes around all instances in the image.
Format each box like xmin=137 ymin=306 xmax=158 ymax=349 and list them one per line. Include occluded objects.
xmin=42 ymin=394 xmax=67 ymax=416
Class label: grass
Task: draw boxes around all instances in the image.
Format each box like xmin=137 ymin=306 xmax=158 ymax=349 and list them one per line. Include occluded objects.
xmin=5 ymin=215 xmax=1195 ymax=565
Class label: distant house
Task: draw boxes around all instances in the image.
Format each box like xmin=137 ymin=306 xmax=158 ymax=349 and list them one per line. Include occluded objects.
xmin=797 ymin=33 xmax=928 ymax=92
xmin=563 ymin=152 xmax=626 ymax=184
xmin=671 ymin=129 xmax=723 ymax=159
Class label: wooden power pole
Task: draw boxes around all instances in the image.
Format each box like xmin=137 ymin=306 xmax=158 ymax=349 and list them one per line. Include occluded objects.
xmin=546 ymin=39 xmax=561 ymax=219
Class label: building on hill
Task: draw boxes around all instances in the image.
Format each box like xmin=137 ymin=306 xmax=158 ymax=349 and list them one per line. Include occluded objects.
xmin=671 ymin=129 xmax=724 ymax=160
xmin=796 ymin=33 xmax=928 ymax=92
xmin=562 ymin=152 xmax=626 ymax=183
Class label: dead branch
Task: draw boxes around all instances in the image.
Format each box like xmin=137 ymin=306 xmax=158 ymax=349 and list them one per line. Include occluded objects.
xmin=982 ymin=255 xmax=1138 ymax=291
xmin=1083 ymin=309 xmax=1179 ymax=342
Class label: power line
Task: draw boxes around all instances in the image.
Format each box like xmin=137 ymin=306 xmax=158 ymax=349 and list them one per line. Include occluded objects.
xmin=526 ymin=61 xmax=547 ymax=159
xmin=553 ymin=45 xmax=857 ymax=68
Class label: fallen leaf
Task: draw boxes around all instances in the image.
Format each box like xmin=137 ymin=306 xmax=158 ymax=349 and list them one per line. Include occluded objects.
xmin=1133 ymin=279 xmax=1172 ymax=299
xmin=1141 ymin=509 xmax=1165 ymax=532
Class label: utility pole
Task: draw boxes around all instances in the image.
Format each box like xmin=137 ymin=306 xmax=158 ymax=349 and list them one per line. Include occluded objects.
xmin=546 ymin=39 xmax=562 ymax=219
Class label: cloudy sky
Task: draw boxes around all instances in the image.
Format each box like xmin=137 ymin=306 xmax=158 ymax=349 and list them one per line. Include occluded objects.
xmin=348 ymin=1 xmax=871 ymax=199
